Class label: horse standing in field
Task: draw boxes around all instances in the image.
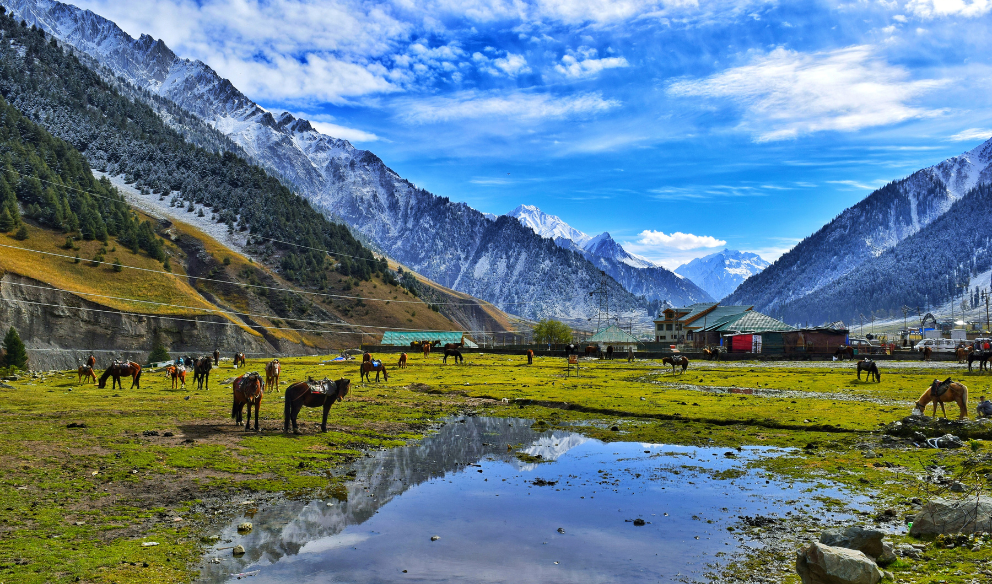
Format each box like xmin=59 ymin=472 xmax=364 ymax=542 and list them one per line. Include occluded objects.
xmin=360 ymin=359 xmax=389 ymax=382
xmin=968 ymin=351 xmax=991 ymax=373
xmin=422 ymin=342 xmax=431 ymax=357
xmin=443 ymin=348 xmax=463 ymax=364
xmin=662 ymin=355 xmax=688 ymax=375
xmin=444 ymin=342 xmax=464 ymax=351
xmin=213 ymin=349 xmax=220 ymax=366
xmin=703 ymin=347 xmax=721 ymax=361
xmin=231 ymin=372 xmax=264 ymax=432
xmin=98 ymin=361 xmax=142 ymax=390
xmin=913 ymin=378 xmax=968 ymax=419
xmin=606 ymin=346 xmax=614 ymax=360
xmin=77 ymin=364 xmax=97 ymax=384
xmin=265 ymin=359 xmax=281 ymax=392
xmin=193 ymin=357 xmax=212 ymax=390
xmin=834 ymin=345 xmax=855 ymax=360
xmin=233 ymin=352 xmax=246 ymax=368
xmin=527 ymin=349 xmax=534 ymax=365
xmin=283 ymin=377 xmax=351 ymax=434
xmin=856 ymin=359 xmax=880 ymax=382
xmin=956 ymin=345 xmax=972 ymax=364
xmin=166 ymin=365 xmax=186 ymax=390
xmin=585 ymin=345 xmax=598 ymax=357
xmin=398 ymin=353 xmax=408 ymax=368
xmin=922 ymin=346 xmax=933 ymax=362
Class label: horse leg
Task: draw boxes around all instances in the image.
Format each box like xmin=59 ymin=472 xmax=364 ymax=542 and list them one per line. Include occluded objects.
xmin=253 ymin=397 xmax=261 ymax=432
xmin=322 ymin=400 xmax=331 ymax=433
xmin=939 ymin=401 xmax=948 ymax=419
xmin=292 ymin=401 xmax=303 ymax=434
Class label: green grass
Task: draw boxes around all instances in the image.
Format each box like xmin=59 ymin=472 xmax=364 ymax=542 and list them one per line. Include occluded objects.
xmin=1 ymin=353 xmax=990 ymax=582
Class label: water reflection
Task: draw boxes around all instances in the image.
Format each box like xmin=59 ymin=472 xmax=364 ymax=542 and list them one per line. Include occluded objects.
xmin=199 ymin=417 xmax=861 ymax=583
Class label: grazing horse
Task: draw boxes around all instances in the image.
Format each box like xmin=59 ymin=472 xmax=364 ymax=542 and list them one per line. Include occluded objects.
xmin=77 ymin=364 xmax=97 ymax=384
xmin=913 ymin=378 xmax=968 ymax=419
xmin=193 ymin=357 xmax=212 ymax=390
xmin=443 ymin=348 xmax=463 ymax=364
xmin=231 ymin=372 xmax=264 ymax=431
xmin=98 ymin=361 xmax=142 ymax=390
xmin=166 ymin=365 xmax=186 ymax=390
xmin=398 ymin=353 xmax=408 ymax=368
xmin=85 ymin=354 xmax=96 ymax=368
xmin=968 ymin=351 xmax=991 ymax=373
xmin=834 ymin=345 xmax=855 ymax=360
xmin=265 ymin=359 xmax=281 ymax=392
xmin=856 ymin=359 xmax=881 ymax=382
xmin=606 ymin=346 xmax=614 ymax=360
xmin=422 ymin=342 xmax=431 ymax=357
xmin=526 ymin=349 xmax=534 ymax=365
xmin=233 ymin=352 xmax=246 ymax=368
xmin=283 ymin=377 xmax=351 ymax=434
xmin=585 ymin=345 xmax=598 ymax=357
xmin=662 ymin=355 xmax=689 ymax=375
xmin=922 ymin=346 xmax=933 ymax=362
xmin=213 ymin=349 xmax=220 ymax=366
xmin=360 ymin=359 xmax=389 ymax=382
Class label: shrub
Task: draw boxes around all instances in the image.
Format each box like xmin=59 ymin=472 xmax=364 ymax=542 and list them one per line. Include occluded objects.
xmin=2 ymin=326 xmax=27 ymax=370
xmin=13 ymin=225 xmax=28 ymax=240
xmin=148 ymin=342 xmax=170 ymax=364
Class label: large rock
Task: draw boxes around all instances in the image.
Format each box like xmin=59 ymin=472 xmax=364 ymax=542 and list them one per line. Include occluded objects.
xmin=820 ymin=526 xmax=885 ymax=559
xmin=910 ymin=497 xmax=992 ymax=536
xmin=797 ymin=542 xmax=883 ymax=584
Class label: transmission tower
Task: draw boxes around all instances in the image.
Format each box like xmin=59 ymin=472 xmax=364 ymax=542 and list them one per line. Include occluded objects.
xmin=589 ymin=270 xmax=610 ymax=332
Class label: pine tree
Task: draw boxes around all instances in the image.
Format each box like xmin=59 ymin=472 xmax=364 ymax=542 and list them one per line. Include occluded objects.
xmin=148 ymin=341 xmax=169 ymax=364
xmin=0 ymin=207 xmax=12 ymax=232
xmin=2 ymin=326 xmax=27 ymax=370
xmin=13 ymin=225 xmax=27 ymax=240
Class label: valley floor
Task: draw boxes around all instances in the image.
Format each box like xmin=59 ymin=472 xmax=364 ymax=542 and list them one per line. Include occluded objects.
xmin=1 ymin=355 xmax=991 ymax=582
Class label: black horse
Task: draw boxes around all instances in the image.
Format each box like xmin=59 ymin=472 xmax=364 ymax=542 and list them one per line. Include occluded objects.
xmin=606 ymin=345 xmax=614 ymax=360
xmin=443 ymin=348 xmax=464 ymax=364
xmin=193 ymin=356 xmax=213 ymax=390
xmin=283 ymin=378 xmax=351 ymax=434
xmin=968 ymin=351 xmax=991 ymax=373
xmin=856 ymin=359 xmax=880 ymax=382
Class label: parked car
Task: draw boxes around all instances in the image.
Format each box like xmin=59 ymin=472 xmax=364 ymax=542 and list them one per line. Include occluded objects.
xmin=848 ymin=337 xmax=882 ymax=355
xmin=913 ymin=338 xmax=962 ymax=353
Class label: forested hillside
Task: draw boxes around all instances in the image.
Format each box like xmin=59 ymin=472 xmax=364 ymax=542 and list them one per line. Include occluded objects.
xmin=0 ymin=8 xmax=383 ymax=290
xmin=771 ymin=183 xmax=992 ymax=324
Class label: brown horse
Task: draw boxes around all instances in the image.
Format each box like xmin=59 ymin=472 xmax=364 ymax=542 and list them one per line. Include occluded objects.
xmin=956 ymin=346 xmax=971 ymax=364
xmin=703 ymin=347 xmax=721 ymax=361
xmin=527 ymin=349 xmax=534 ymax=365
xmin=283 ymin=377 xmax=351 ymax=434
xmin=398 ymin=353 xmax=408 ymax=368
xmin=98 ymin=361 xmax=142 ymax=390
xmin=77 ymin=365 xmax=97 ymax=384
xmin=834 ymin=345 xmax=854 ymax=360
xmin=265 ymin=359 xmax=281 ymax=392
xmin=443 ymin=348 xmax=463 ymax=364
xmin=360 ymin=359 xmax=389 ymax=382
xmin=856 ymin=359 xmax=880 ymax=382
xmin=922 ymin=346 xmax=933 ymax=362
xmin=585 ymin=345 xmax=598 ymax=357
xmin=662 ymin=355 xmax=688 ymax=375
xmin=85 ymin=354 xmax=96 ymax=368
xmin=164 ymin=365 xmax=186 ymax=389
xmin=444 ymin=342 xmax=464 ymax=351
xmin=913 ymin=378 xmax=968 ymax=419
xmin=193 ymin=356 xmax=212 ymax=390
xmin=422 ymin=342 xmax=431 ymax=357
xmin=232 ymin=372 xmax=264 ymax=431
xmin=233 ymin=352 xmax=246 ymax=368
xmin=213 ymin=349 xmax=220 ymax=366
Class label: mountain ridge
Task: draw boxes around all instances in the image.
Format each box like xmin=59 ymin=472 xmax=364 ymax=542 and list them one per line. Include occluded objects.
xmin=674 ymin=249 xmax=769 ymax=301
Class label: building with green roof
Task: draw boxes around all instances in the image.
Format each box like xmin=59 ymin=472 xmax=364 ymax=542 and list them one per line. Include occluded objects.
xmin=380 ymin=331 xmax=472 ymax=347
xmin=588 ymin=325 xmax=640 ymax=350
xmin=653 ymin=302 xmax=753 ymax=343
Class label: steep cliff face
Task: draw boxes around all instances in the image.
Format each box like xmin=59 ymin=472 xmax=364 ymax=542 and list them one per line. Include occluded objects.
xmin=8 ymin=0 xmax=648 ymax=322
xmin=0 ymin=273 xmax=275 ymax=370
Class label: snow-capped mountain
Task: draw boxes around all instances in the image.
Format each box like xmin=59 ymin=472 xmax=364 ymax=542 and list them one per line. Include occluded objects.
xmin=504 ymin=204 xmax=711 ymax=304
xmin=674 ymin=250 xmax=769 ymax=300
xmin=725 ymin=137 xmax=992 ymax=317
xmin=508 ymin=204 xmax=592 ymax=247
xmin=7 ymin=0 xmax=658 ymax=322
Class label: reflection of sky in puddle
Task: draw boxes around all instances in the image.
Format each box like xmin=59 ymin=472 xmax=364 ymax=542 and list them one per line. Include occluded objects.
xmin=200 ymin=418 xmax=865 ymax=583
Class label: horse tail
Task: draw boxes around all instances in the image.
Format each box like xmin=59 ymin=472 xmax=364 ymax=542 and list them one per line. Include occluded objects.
xmin=962 ymin=383 xmax=969 ymax=416
xmin=284 ymin=385 xmax=293 ymax=419
xmin=231 ymin=396 xmax=239 ymax=419
xmin=134 ymin=368 xmax=142 ymax=385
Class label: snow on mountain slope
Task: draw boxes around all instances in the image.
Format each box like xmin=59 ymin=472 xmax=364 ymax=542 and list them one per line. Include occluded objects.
xmin=582 ymin=232 xmax=657 ymax=269
xmin=8 ymin=0 xmax=652 ymax=322
xmin=507 ymin=204 xmax=592 ymax=246
xmin=674 ymin=250 xmax=769 ymax=300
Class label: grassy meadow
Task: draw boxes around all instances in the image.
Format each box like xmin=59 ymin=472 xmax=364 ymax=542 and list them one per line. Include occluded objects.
xmin=1 ymin=352 xmax=991 ymax=582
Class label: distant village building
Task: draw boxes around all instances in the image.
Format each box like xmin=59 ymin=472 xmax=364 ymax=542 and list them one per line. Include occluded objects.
xmin=588 ymin=325 xmax=639 ymax=352
xmin=653 ymin=303 xmax=753 ymax=343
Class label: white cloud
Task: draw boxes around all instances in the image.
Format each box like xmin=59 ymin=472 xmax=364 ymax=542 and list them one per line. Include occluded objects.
xmin=907 ymin=0 xmax=992 ymax=18
xmin=396 ymin=91 xmax=620 ymax=124
xmin=826 ymin=179 xmax=883 ymax=190
xmin=667 ymin=45 xmax=945 ymax=141
xmin=555 ymin=53 xmax=630 ymax=78
xmin=947 ymin=127 xmax=992 ymax=142
xmin=634 ymin=230 xmax=727 ymax=250
xmin=475 ymin=52 xmax=531 ymax=76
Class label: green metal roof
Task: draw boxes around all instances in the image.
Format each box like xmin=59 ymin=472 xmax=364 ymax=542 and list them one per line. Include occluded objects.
xmin=688 ymin=305 xmax=751 ymax=326
xmin=699 ymin=311 xmax=796 ymax=333
xmin=656 ymin=303 xmax=753 ymax=327
xmin=380 ymin=331 xmax=465 ymax=346
xmin=588 ymin=325 xmax=640 ymax=345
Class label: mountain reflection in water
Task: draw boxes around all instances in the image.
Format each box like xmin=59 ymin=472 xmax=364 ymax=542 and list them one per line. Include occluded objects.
xmin=200 ymin=417 xmax=861 ymax=583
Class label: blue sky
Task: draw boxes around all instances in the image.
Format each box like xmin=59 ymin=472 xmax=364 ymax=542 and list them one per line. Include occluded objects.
xmin=75 ymin=0 xmax=992 ymax=268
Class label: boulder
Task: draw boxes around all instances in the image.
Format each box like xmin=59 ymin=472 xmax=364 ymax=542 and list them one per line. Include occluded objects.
xmin=820 ymin=526 xmax=885 ymax=559
xmin=910 ymin=497 xmax=992 ymax=536
xmin=877 ymin=541 xmax=896 ymax=566
xmin=797 ymin=542 xmax=882 ymax=584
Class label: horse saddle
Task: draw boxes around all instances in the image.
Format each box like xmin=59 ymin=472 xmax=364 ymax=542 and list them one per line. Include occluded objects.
xmin=931 ymin=377 xmax=953 ymax=399
xmin=371 ymin=359 xmax=382 ymax=368
xmin=238 ymin=373 xmax=262 ymax=395
xmin=307 ymin=377 xmax=334 ymax=394
xmin=861 ymin=359 xmax=874 ymax=366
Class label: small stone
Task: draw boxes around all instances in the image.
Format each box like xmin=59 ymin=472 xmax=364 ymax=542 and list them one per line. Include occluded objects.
xmin=430 ymin=535 xmax=440 ymax=541
xmin=141 ymin=542 xmax=159 ymax=547
xmin=232 ymin=545 xmax=245 ymax=556
xmin=237 ymin=522 xmax=253 ymax=533
xmin=950 ymin=482 xmax=966 ymax=493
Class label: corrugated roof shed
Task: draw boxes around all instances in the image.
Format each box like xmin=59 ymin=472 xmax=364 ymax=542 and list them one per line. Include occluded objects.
xmin=380 ymin=331 xmax=465 ymax=346
xmin=689 ymin=305 xmax=751 ymax=325
xmin=588 ymin=325 xmax=640 ymax=345
xmin=700 ymin=311 xmax=796 ymax=333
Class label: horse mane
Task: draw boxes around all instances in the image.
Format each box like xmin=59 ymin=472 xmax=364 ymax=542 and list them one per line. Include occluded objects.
xmin=98 ymin=366 xmax=113 ymax=385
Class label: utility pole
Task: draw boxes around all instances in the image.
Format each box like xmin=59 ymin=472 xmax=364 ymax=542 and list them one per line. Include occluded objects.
xmin=902 ymin=305 xmax=910 ymax=347
xmin=983 ymin=289 xmax=991 ymax=334
xmin=588 ymin=271 xmax=610 ymax=332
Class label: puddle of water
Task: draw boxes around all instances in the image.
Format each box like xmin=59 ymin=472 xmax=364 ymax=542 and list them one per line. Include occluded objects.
xmin=200 ymin=417 xmax=866 ymax=583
